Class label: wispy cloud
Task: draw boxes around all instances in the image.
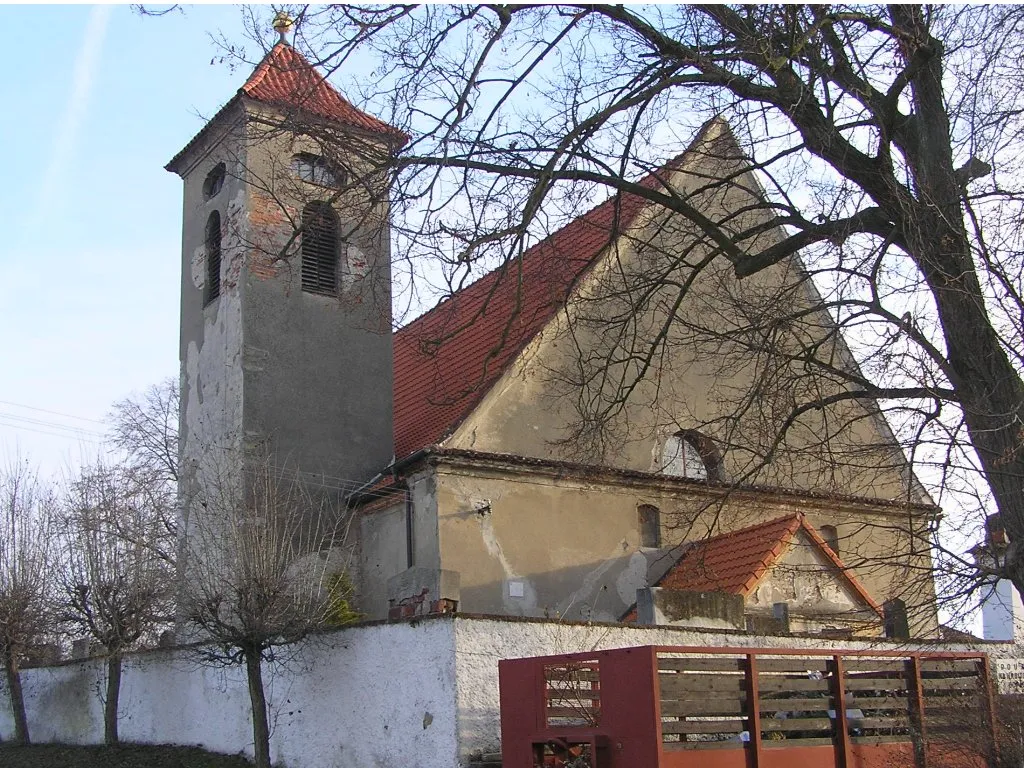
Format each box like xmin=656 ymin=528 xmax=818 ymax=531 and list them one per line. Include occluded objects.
xmin=28 ymin=5 xmax=112 ymax=235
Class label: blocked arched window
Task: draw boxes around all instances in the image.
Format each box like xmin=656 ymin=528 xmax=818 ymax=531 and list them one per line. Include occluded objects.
xmin=661 ymin=430 xmax=724 ymax=481
xmin=820 ymin=525 xmax=840 ymax=555
xmin=204 ymin=211 xmax=221 ymax=305
xmin=301 ymin=202 xmax=339 ymax=296
xmin=638 ymin=504 xmax=661 ymax=548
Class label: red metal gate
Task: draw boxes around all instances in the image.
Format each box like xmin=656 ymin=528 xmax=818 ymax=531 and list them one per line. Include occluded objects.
xmin=499 ymin=645 xmax=995 ymax=768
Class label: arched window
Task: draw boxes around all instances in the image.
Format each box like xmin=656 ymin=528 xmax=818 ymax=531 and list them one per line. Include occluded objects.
xmin=661 ymin=430 xmax=723 ymax=481
xmin=203 ymin=163 xmax=225 ymax=199
xmin=301 ymin=202 xmax=339 ymax=296
xmin=291 ymin=153 xmax=341 ymax=187
xmin=820 ymin=525 xmax=840 ymax=555
xmin=638 ymin=504 xmax=661 ymax=548
xmin=204 ymin=211 xmax=221 ymax=305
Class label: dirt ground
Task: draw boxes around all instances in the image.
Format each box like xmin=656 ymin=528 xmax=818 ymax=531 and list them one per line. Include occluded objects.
xmin=0 ymin=743 xmax=254 ymax=768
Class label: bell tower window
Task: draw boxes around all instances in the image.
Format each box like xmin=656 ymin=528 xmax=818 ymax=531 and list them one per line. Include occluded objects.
xmin=301 ymin=202 xmax=340 ymax=296
xmin=291 ymin=153 xmax=341 ymax=187
xmin=203 ymin=163 xmax=225 ymax=199
xmin=204 ymin=211 xmax=222 ymax=305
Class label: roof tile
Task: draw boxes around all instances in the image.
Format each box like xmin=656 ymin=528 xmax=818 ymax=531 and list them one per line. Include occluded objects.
xmin=392 ymin=147 xmax=706 ymax=458
xmin=242 ymin=43 xmax=408 ymax=143
xmin=622 ymin=514 xmax=882 ymax=622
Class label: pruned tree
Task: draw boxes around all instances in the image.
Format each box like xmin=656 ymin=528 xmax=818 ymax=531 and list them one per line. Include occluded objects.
xmin=58 ymin=461 xmax=175 ymax=745
xmin=0 ymin=457 xmax=57 ymax=745
xmin=213 ymin=5 xmax=1024 ymax=615
xmin=180 ymin=451 xmax=355 ymax=768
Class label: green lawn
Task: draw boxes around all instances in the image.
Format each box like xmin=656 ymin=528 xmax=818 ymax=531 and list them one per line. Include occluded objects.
xmin=0 ymin=744 xmax=254 ymax=768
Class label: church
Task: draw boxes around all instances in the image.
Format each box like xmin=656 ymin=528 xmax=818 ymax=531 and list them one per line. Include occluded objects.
xmin=165 ymin=33 xmax=940 ymax=640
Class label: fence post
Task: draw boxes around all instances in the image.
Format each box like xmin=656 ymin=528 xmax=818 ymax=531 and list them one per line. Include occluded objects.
xmin=831 ymin=655 xmax=852 ymax=768
xmin=747 ymin=653 xmax=763 ymax=768
xmin=980 ymin=655 xmax=1000 ymax=768
xmin=908 ymin=655 xmax=928 ymax=768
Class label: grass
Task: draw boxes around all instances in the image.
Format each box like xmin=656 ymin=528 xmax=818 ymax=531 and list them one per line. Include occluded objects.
xmin=0 ymin=743 xmax=254 ymax=768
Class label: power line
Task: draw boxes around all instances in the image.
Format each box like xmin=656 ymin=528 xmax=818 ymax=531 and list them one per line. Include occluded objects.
xmin=0 ymin=419 xmax=104 ymax=446
xmin=0 ymin=399 xmax=107 ymax=425
xmin=0 ymin=411 xmax=106 ymax=438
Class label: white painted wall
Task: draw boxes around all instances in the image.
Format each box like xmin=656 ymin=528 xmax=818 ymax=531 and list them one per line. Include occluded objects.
xmin=0 ymin=616 xmax=1012 ymax=767
xmin=0 ymin=621 xmax=459 ymax=768
xmin=981 ymin=577 xmax=1024 ymax=642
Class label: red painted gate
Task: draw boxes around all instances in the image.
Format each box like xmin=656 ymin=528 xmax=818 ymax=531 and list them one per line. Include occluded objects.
xmin=499 ymin=645 xmax=996 ymax=768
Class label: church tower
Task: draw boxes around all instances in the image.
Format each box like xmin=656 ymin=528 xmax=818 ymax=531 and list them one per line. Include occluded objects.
xmin=166 ymin=23 xmax=404 ymax=508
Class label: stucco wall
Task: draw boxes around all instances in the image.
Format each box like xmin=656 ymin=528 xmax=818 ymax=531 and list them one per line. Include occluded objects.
xmin=429 ymin=456 xmax=938 ymax=634
xmin=0 ymin=621 xmax=458 ymax=768
xmin=238 ymin=113 xmax=395 ymax=485
xmin=447 ymin=119 xmax=917 ymax=504
xmin=360 ymin=499 xmax=409 ymax=620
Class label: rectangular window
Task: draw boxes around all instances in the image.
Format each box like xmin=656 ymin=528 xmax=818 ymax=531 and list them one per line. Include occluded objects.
xmin=638 ymin=504 xmax=661 ymax=548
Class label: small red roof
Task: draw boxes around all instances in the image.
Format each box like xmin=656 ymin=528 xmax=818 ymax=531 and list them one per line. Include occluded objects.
xmin=390 ymin=124 xmax=730 ymax=458
xmin=242 ymin=43 xmax=409 ymax=143
xmin=654 ymin=513 xmax=880 ymax=610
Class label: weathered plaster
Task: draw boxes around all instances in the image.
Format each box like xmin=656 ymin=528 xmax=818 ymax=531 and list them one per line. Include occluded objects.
xmin=428 ymin=454 xmax=938 ymax=634
xmin=0 ymin=622 xmax=459 ymax=768
xmin=446 ymin=119 xmax=921 ymax=506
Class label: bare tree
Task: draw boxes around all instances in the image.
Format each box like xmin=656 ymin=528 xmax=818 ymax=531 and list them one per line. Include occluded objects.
xmin=0 ymin=457 xmax=57 ymax=745
xmin=180 ymin=451 xmax=355 ymax=768
xmin=108 ymin=376 xmax=179 ymax=485
xmin=105 ymin=378 xmax=179 ymax=566
xmin=210 ymin=5 xmax=1024 ymax=611
xmin=58 ymin=461 xmax=175 ymax=745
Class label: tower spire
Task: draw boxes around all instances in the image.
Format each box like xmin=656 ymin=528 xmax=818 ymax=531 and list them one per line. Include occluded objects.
xmin=272 ymin=12 xmax=293 ymax=45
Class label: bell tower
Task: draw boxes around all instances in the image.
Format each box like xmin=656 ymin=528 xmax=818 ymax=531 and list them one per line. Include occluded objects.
xmin=166 ymin=23 xmax=403 ymax=506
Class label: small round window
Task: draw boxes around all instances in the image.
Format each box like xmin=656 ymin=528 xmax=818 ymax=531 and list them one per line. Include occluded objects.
xmin=203 ymin=163 xmax=226 ymax=199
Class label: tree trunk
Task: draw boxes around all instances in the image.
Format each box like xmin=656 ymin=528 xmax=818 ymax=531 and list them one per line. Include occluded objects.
xmin=3 ymin=647 xmax=29 ymax=745
xmin=245 ymin=648 xmax=271 ymax=768
xmin=104 ymin=651 xmax=121 ymax=745
xmin=888 ymin=6 xmax=1024 ymax=597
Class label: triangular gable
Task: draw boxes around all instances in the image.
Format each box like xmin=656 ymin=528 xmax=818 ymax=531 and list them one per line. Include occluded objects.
xmin=622 ymin=514 xmax=882 ymax=621
xmin=393 ymin=119 xmax=728 ymax=459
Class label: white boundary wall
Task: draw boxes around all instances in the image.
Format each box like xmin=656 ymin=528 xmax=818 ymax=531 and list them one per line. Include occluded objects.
xmin=0 ymin=616 xmax=1013 ymax=767
xmin=0 ymin=620 xmax=459 ymax=768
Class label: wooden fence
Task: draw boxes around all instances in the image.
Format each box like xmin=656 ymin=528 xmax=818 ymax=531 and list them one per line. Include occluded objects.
xmin=499 ymin=645 xmax=995 ymax=768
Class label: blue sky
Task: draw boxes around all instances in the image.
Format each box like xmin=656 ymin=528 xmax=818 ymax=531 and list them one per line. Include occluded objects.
xmin=0 ymin=5 xmax=282 ymax=472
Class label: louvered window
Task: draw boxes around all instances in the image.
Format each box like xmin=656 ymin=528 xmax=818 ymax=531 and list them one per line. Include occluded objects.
xmin=301 ymin=202 xmax=339 ymax=296
xmin=204 ymin=211 xmax=222 ymax=305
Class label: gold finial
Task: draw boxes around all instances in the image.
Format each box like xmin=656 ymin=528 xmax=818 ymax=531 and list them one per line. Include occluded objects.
xmin=272 ymin=12 xmax=294 ymax=45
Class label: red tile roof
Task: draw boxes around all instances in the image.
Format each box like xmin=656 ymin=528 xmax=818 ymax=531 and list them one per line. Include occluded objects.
xmin=242 ymin=43 xmax=409 ymax=144
xmin=623 ymin=513 xmax=881 ymax=621
xmin=390 ymin=128 xmax=724 ymax=458
xmin=167 ymin=43 xmax=408 ymax=172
